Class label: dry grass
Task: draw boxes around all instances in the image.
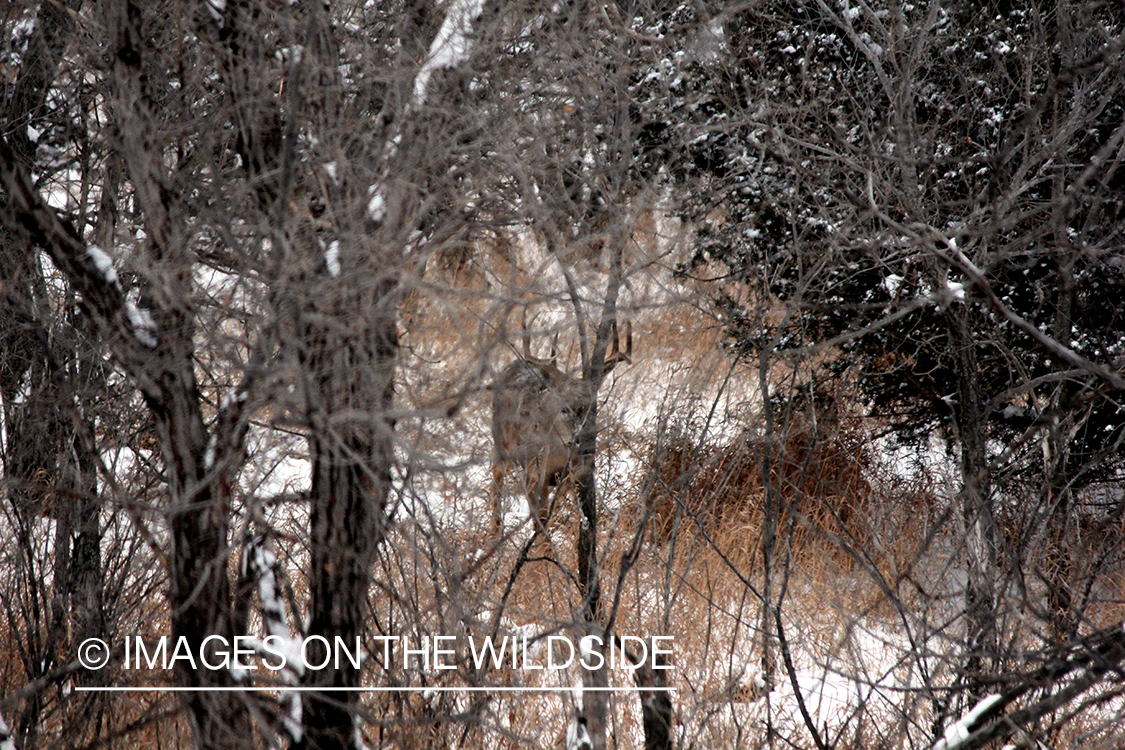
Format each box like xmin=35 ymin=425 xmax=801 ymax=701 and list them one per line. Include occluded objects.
xmin=635 ymin=398 xmax=938 ymax=577
xmin=6 ymin=240 xmax=1124 ymax=750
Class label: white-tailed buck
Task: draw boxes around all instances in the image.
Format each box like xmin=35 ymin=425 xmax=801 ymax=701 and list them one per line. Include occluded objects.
xmin=491 ymin=321 xmax=632 ymax=535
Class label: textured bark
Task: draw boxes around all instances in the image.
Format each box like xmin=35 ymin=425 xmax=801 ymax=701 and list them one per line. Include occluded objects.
xmin=1041 ymin=232 xmax=1079 ymax=642
xmin=633 ymin=654 xmax=673 ymax=750
xmin=1 ymin=1 xmax=260 ymax=742
xmin=201 ymin=0 xmax=284 ymax=207
xmin=108 ymin=4 xmax=256 ymax=746
xmin=2 ymin=130 xmax=253 ymax=750
xmin=296 ymin=274 xmax=397 ymax=750
xmin=944 ymin=303 xmax=998 ymax=692
xmin=570 ymin=234 xmax=632 ymax=750
xmin=3 ymin=0 xmax=83 ymax=164
xmin=0 ymin=3 xmax=107 ymax=743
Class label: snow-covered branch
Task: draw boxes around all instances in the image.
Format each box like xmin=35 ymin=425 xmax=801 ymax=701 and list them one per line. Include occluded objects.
xmin=366 ymin=0 xmax=486 ymax=224
xmin=0 ymin=137 xmax=161 ymax=364
xmin=245 ymin=537 xmax=303 ymax=745
xmin=412 ymin=0 xmax=486 ymax=108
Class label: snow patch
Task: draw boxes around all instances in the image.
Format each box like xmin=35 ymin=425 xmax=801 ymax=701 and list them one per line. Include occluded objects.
xmin=931 ymin=693 xmax=1002 ymax=750
xmin=882 ymin=274 xmax=903 ymax=296
xmin=126 ymin=302 xmax=158 ymax=348
xmin=12 ymin=372 xmax=32 ymax=405
xmin=275 ymin=46 xmax=302 ymax=66
xmin=0 ymin=709 xmax=17 ymax=750
xmin=566 ymin=714 xmax=593 ymax=750
xmin=412 ymin=0 xmax=486 ymax=106
xmin=578 ymin=635 xmax=600 ymax=662
xmin=246 ymin=539 xmax=304 ymax=741
xmin=86 ymin=245 xmax=120 ymax=288
xmin=367 ymin=186 xmax=386 ymax=222
xmin=354 ymin=718 xmax=371 ymax=750
xmin=324 ymin=240 xmax=341 ymax=277
xmin=204 ymin=433 xmax=218 ymax=470
xmin=205 ymin=0 xmax=225 ymax=23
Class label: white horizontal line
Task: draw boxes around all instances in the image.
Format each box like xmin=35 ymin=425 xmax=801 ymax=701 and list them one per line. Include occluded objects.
xmin=77 ymin=686 xmax=676 ymax=693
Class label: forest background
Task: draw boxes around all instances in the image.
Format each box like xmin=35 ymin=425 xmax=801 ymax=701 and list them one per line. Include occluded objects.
xmin=2 ymin=1 xmax=1125 ymax=749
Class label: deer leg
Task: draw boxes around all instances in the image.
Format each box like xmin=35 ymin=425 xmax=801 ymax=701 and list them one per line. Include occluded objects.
xmin=490 ymin=461 xmax=506 ymax=533
xmin=534 ymin=482 xmax=553 ymax=537
xmin=554 ymin=472 xmax=574 ymax=519
xmin=525 ymin=460 xmax=545 ymax=536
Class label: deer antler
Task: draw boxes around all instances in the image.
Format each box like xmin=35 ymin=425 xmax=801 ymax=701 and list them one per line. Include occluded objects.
xmin=521 ymin=308 xmax=559 ymax=366
xmin=604 ymin=320 xmax=632 ymax=370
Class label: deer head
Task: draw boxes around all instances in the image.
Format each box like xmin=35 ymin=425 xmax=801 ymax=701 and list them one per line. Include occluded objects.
xmin=490 ymin=320 xmax=632 ymax=535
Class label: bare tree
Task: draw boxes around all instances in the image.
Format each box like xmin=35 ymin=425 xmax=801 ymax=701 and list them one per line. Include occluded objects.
xmin=12 ymin=1 xmax=1121 ymax=749
xmin=682 ymin=0 xmax=1125 ymax=744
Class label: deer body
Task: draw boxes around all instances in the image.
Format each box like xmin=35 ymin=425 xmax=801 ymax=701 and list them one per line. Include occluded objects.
xmin=491 ymin=358 xmax=582 ymax=533
xmin=490 ymin=322 xmax=631 ymax=536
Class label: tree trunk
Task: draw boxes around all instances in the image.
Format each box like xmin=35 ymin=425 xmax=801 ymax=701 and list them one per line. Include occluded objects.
xmin=944 ymin=303 xmax=998 ymax=694
xmin=635 ymin=658 xmax=673 ymax=750
xmin=569 ymin=232 xmax=632 ymax=750
xmin=297 ymin=275 xmax=397 ymax=750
